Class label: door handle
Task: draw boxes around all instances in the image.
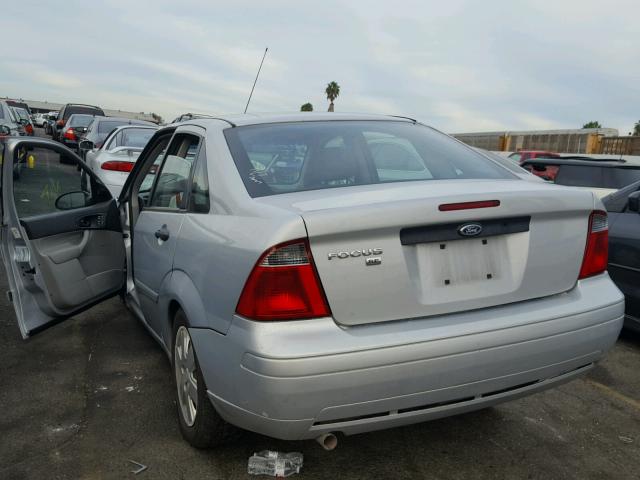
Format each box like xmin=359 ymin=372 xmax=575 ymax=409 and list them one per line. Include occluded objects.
xmin=154 ymin=225 xmax=170 ymax=241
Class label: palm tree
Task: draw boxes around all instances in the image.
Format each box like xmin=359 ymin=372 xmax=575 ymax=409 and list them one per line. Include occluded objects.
xmin=325 ymin=81 xmax=340 ymax=112
xmin=300 ymin=102 xmax=313 ymax=112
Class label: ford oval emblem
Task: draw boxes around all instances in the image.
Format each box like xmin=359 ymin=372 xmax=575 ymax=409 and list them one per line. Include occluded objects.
xmin=458 ymin=223 xmax=483 ymax=237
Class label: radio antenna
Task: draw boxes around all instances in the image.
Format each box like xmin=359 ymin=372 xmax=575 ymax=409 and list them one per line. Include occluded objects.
xmin=244 ymin=47 xmax=268 ymax=114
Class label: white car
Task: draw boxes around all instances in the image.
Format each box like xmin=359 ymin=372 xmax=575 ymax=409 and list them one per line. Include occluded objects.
xmin=83 ymin=125 xmax=158 ymax=197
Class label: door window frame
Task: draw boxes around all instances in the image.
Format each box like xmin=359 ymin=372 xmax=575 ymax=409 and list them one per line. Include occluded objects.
xmin=143 ymin=131 xmax=204 ymax=214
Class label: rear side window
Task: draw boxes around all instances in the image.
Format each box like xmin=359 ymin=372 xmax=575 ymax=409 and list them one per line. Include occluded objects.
xmin=225 ymin=121 xmax=514 ymax=197
xmin=188 ymin=146 xmax=210 ymax=213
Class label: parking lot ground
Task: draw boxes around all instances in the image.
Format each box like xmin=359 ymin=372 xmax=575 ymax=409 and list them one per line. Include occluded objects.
xmin=0 ymin=264 xmax=638 ymax=480
xmin=0 ymin=131 xmax=639 ymax=480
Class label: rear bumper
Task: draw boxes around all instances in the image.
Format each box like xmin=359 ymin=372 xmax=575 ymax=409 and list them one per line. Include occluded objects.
xmin=190 ymin=274 xmax=624 ymax=440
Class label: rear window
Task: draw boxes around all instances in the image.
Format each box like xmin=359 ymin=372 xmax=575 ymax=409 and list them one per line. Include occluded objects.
xmin=555 ymin=165 xmax=640 ymax=189
xmin=107 ymin=128 xmax=155 ymax=149
xmin=98 ymin=120 xmax=127 ymax=134
xmin=225 ymin=121 xmax=514 ymax=197
xmin=64 ymin=106 xmax=104 ymax=120
xmin=69 ymin=115 xmax=94 ymax=127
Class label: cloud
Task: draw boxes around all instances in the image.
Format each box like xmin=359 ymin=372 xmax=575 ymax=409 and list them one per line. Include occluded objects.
xmin=2 ymin=0 xmax=638 ymax=133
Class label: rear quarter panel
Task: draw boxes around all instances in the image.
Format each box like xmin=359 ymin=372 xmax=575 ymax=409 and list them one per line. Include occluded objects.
xmin=170 ymin=125 xmax=309 ymax=334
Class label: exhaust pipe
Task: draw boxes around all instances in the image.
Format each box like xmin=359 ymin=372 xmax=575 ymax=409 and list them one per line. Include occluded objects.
xmin=316 ymin=433 xmax=338 ymax=451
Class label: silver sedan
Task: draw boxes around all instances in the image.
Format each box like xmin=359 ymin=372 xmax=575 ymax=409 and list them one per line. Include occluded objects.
xmin=0 ymin=113 xmax=624 ymax=449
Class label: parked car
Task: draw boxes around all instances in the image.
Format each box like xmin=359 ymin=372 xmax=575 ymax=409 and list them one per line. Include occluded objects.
xmin=0 ymin=100 xmax=26 ymax=137
xmin=0 ymin=113 xmax=623 ymax=449
xmin=78 ymin=116 xmax=156 ymax=161
xmin=602 ymin=182 xmax=640 ymax=332
xmin=509 ymin=150 xmax=561 ymax=163
xmin=474 ymin=149 xmax=544 ymax=182
xmin=33 ymin=113 xmax=49 ymax=127
xmin=82 ymin=125 xmax=158 ymax=196
xmin=10 ymin=107 xmax=34 ymax=136
xmin=54 ymin=104 xmax=105 ymax=141
xmin=6 ymin=100 xmax=32 ymax=116
xmin=59 ymin=114 xmax=97 ymax=153
xmin=43 ymin=111 xmax=59 ymax=135
xmin=521 ymin=156 xmax=640 ymax=198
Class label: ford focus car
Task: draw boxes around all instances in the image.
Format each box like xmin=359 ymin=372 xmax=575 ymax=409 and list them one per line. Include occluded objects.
xmin=0 ymin=113 xmax=624 ymax=449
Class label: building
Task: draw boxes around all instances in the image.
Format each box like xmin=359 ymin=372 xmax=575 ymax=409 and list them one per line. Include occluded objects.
xmin=453 ymin=128 xmax=619 ymax=154
xmin=2 ymin=97 xmax=158 ymax=123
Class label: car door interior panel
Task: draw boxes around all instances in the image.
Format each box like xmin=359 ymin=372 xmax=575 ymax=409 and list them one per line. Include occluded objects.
xmin=30 ymin=229 xmax=124 ymax=311
xmin=18 ymin=200 xmax=121 ymax=239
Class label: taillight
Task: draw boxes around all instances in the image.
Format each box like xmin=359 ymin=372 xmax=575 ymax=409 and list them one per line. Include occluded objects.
xmin=236 ymin=239 xmax=331 ymax=321
xmin=101 ymin=160 xmax=135 ymax=172
xmin=64 ymin=128 xmax=76 ymax=141
xmin=25 ymin=124 xmax=34 ymax=135
xmin=579 ymin=210 xmax=608 ymax=279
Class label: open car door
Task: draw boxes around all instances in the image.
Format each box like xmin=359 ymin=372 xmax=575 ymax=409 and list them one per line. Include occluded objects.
xmin=1 ymin=138 xmax=125 ymax=338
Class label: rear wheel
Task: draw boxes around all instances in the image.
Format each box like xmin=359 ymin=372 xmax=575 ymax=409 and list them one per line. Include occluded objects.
xmin=172 ymin=309 xmax=235 ymax=448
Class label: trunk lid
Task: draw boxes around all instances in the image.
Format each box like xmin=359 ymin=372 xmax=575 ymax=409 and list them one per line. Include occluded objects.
xmin=256 ymin=179 xmax=595 ymax=326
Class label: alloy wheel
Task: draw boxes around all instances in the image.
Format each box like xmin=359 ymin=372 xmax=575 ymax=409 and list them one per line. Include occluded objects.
xmin=174 ymin=326 xmax=198 ymax=427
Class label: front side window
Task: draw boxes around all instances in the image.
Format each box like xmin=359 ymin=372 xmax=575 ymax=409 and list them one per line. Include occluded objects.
xmin=225 ymin=121 xmax=514 ymax=197
xmin=149 ymin=134 xmax=199 ymax=209
xmin=12 ymin=146 xmax=110 ymax=218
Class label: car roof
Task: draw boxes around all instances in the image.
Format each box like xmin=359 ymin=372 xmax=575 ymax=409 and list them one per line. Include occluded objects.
xmin=522 ymin=156 xmax=640 ymax=167
xmin=63 ymin=103 xmax=102 ymax=109
xmin=171 ymin=112 xmax=416 ymax=128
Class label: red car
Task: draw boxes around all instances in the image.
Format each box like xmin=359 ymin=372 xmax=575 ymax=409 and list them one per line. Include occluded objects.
xmin=509 ymin=150 xmax=561 ymax=163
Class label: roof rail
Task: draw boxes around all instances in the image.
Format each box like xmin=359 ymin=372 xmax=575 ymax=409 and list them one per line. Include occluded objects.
xmin=175 ymin=113 xmax=236 ymax=127
xmin=389 ymin=115 xmax=417 ymax=123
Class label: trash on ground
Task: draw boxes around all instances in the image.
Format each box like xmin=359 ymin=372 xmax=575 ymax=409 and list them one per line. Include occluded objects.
xmin=128 ymin=459 xmax=148 ymax=475
xmin=248 ymin=450 xmax=303 ymax=477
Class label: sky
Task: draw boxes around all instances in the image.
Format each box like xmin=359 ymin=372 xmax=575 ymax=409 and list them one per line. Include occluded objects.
xmin=2 ymin=0 xmax=639 ymax=133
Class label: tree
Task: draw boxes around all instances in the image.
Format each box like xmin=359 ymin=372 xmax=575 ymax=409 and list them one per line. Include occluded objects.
xmin=325 ymin=81 xmax=340 ymax=112
xmin=633 ymin=120 xmax=640 ymax=136
xmin=300 ymin=103 xmax=313 ymax=112
xmin=582 ymin=121 xmax=602 ymax=129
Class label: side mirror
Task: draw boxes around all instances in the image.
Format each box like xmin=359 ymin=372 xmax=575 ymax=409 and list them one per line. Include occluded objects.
xmin=0 ymin=125 xmax=11 ymax=136
xmin=628 ymin=191 xmax=640 ymax=213
xmin=55 ymin=191 xmax=89 ymax=210
xmin=79 ymin=140 xmax=94 ymax=151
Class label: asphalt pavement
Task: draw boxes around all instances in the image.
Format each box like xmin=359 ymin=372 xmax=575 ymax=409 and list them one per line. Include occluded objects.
xmin=0 ymin=129 xmax=639 ymax=480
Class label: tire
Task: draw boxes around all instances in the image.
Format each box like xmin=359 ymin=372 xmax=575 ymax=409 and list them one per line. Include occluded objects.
xmin=172 ymin=309 xmax=236 ymax=448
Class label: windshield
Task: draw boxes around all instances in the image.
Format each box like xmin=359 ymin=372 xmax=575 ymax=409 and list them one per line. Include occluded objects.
xmin=69 ymin=115 xmax=94 ymax=127
xmin=225 ymin=120 xmax=514 ymax=197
